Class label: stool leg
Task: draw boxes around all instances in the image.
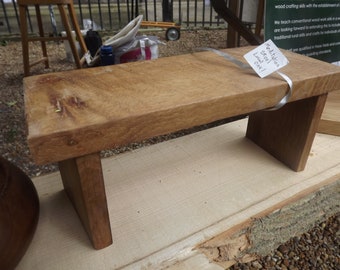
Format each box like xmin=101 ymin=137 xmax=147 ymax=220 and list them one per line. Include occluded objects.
xmin=58 ymin=4 xmax=82 ymax=68
xmin=35 ymin=4 xmax=49 ymax=69
xmin=19 ymin=5 xmax=30 ymax=76
xmin=68 ymin=3 xmax=88 ymax=56
xmin=246 ymin=94 xmax=328 ymax=172
xmin=59 ymin=152 xmax=113 ymax=250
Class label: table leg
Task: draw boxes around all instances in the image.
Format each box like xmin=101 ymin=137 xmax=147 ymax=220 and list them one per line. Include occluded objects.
xmin=246 ymin=94 xmax=328 ymax=172
xmin=58 ymin=152 xmax=112 ymax=249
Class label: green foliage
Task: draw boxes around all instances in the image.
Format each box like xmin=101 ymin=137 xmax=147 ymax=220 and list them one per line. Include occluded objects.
xmin=1 ymin=40 xmax=8 ymax=46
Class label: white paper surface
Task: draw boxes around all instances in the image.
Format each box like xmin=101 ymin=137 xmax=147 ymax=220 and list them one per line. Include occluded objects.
xmin=244 ymin=39 xmax=289 ymax=78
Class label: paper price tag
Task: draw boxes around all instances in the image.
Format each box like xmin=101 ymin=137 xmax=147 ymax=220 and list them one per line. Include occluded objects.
xmin=243 ymin=39 xmax=289 ymax=78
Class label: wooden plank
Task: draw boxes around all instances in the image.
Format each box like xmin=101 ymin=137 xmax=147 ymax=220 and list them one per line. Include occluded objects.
xmin=17 ymin=119 xmax=340 ymax=270
xmin=141 ymin=21 xmax=180 ymax=29
xmin=318 ymin=90 xmax=340 ymax=136
xmin=58 ymin=152 xmax=112 ymax=249
xmin=246 ymin=94 xmax=328 ymax=171
xmin=24 ymin=47 xmax=340 ymax=164
xmin=196 ymin=177 xmax=340 ymax=269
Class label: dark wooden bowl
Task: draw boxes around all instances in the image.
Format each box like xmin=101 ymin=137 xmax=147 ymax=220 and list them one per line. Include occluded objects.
xmin=0 ymin=157 xmax=39 ymax=270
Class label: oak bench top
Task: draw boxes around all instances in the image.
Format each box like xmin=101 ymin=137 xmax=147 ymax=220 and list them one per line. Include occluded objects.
xmin=24 ymin=46 xmax=340 ymax=164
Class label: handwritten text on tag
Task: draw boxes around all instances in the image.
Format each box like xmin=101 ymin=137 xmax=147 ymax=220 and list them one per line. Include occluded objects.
xmin=243 ymin=40 xmax=289 ymax=78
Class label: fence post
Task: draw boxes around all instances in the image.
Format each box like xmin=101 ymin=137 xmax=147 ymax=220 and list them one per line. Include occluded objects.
xmin=162 ymin=0 xmax=173 ymax=22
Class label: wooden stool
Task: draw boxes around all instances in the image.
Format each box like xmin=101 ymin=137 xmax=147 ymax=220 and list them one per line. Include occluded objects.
xmin=18 ymin=0 xmax=88 ymax=76
xmin=24 ymin=47 xmax=340 ymax=249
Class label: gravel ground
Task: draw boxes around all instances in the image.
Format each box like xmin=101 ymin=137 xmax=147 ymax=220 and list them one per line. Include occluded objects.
xmin=230 ymin=214 xmax=339 ymax=270
xmin=0 ymin=29 xmax=339 ymax=269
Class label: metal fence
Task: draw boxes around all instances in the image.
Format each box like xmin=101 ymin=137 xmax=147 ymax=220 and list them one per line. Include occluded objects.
xmin=0 ymin=0 xmax=232 ymax=36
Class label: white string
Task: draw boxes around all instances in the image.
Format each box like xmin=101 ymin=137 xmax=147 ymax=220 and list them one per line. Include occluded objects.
xmin=197 ymin=47 xmax=293 ymax=111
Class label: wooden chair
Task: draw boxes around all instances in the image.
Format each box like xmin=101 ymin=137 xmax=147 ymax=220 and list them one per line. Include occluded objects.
xmin=18 ymin=0 xmax=88 ymax=76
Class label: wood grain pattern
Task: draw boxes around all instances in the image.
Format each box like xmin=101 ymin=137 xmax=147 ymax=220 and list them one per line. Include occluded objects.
xmin=24 ymin=47 xmax=340 ymax=164
xmin=0 ymin=157 xmax=39 ymax=270
xmin=246 ymin=94 xmax=328 ymax=171
xmin=58 ymin=153 xmax=112 ymax=249
xmin=24 ymin=47 xmax=340 ymax=250
xmin=197 ymin=176 xmax=340 ymax=269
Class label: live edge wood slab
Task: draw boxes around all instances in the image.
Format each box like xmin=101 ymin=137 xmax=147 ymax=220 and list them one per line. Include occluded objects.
xmin=24 ymin=46 xmax=340 ymax=250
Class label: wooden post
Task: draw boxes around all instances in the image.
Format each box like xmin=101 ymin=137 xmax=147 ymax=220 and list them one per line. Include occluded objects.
xmin=227 ymin=0 xmax=239 ymax=48
xmin=211 ymin=0 xmax=262 ymax=46
xmin=59 ymin=153 xmax=112 ymax=249
xmin=255 ymin=0 xmax=265 ymax=37
xmin=246 ymin=94 xmax=328 ymax=172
